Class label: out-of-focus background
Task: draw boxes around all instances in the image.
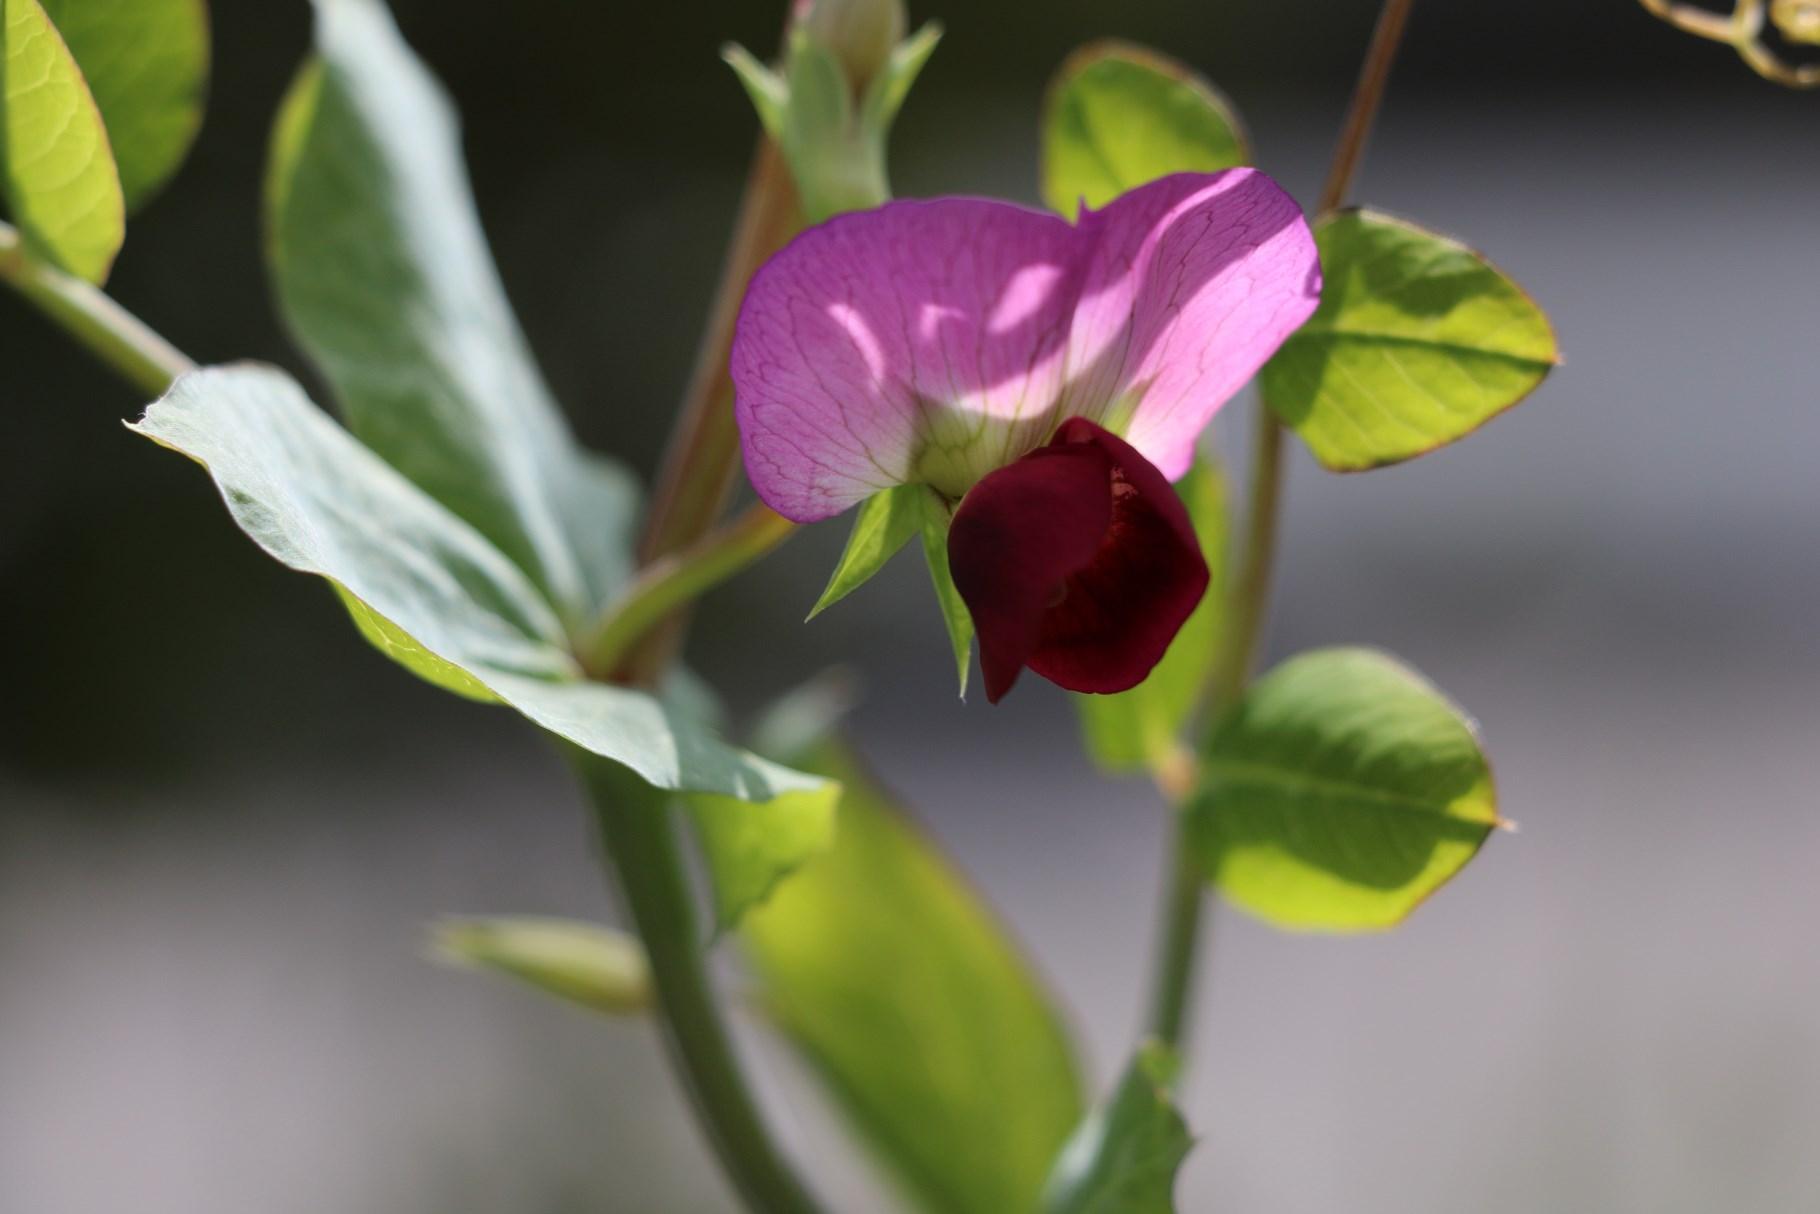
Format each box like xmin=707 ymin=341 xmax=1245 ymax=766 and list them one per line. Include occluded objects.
xmin=4 ymin=1 xmax=1817 ymax=1210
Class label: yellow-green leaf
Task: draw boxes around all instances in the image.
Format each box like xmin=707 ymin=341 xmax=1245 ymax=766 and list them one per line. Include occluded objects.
xmin=433 ymin=916 xmax=651 ymax=1015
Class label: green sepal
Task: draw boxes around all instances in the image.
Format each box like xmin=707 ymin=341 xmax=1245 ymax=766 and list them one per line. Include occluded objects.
xmin=916 ymin=486 xmax=973 ymax=699
xmin=809 ymin=484 xmax=923 ymax=619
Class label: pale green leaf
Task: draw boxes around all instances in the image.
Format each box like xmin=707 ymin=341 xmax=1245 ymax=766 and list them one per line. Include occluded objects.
xmin=1262 ymin=209 xmax=1559 ymax=472
xmin=916 ymin=487 xmax=973 ymax=698
xmin=130 ymin=364 xmax=834 ymax=810
xmin=859 ymin=21 xmax=942 ymax=130
xmin=809 ymin=484 xmax=922 ymax=619
xmin=744 ymin=742 xmax=1084 ymax=1214
xmin=0 ymin=0 xmax=123 ymax=281
xmin=1041 ymin=40 xmax=1249 ymax=217
xmin=433 ymin=916 xmax=651 ymax=1015
xmin=39 ymin=0 xmax=206 ymax=209
xmin=686 ymin=784 xmax=838 ymax=933
xmin=1188 ymin=647 xmax=1501 ymax=932
xmin=267 ymin=0 xmax=634 ymax=627
xmin=1041 ymin=1043 xmax=1192 ymax=1214
xmin=1075 ymin=458 xmax=1228 ymax=774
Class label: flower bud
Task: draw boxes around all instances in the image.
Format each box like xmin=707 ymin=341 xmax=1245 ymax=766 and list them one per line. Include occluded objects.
xmin=792 ymin=0 xmax=907 ymax=94
xmin=1771 ymin=0 xmax=1820 ymax=45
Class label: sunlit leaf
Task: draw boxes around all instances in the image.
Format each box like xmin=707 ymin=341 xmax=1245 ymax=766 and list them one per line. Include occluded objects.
xmin=1188 ymin=647 xmax=1501 ymax=932
xmin=1042 ymin=40 xmax=1249 ymax=216
xmin=744 ymin=742 xmax=1083 ymax=1214
xmin=0 ymin=0 xmax=123 ymax=281
xmin=433 ymin=916 xmax=651 ymax=1015
xmin=39 ymin=0 xmax=207 ymax=209
xmin=1041 ymin=1043 xmax=1191 ymax=1214
xmin=686 ymin=784 xmax=837 ymax=933
xmin=809 ymin=484 xmax=922 ymax=619
xmin=1262 ymin=209 xmax=1558 ymax=472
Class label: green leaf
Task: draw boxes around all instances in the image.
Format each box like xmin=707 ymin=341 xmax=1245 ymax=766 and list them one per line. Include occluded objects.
xmin=130 ymin=364 xmax=835 ymax=811
xmin=744 ymin=742 xmax=1084 ymax=1214
xmin=266 ymin=0 xmax=634 ymax=627
xmin=809 ymin=484 xmax=922 ymax=619
xmin=1041 ymin=40 xmax=1250 ymax=217
xmin=1188 ymin=647 xmax=1501 ymax=932
xmin=1075 ymin=458 xmax=1228 ymax=774
xmin=1262 ymin=209 xmax=1559 ymax=472
xmin=38 ymin=0 xmax=207 ymax=210
xmin=916 ymin=487 xmax=973 ymax=698
xmin=859 ymin=20 xmax=942 ymax=130
xmin=685 ymin=784 xmax=838 ymax=933
xmin=0 ymin=0 xmax=123 ymax=282
xmin=432 ymin=916 xmax=651 ymax=1015
xmin=1040 ymin=1043 xmax=1192 ymax=1214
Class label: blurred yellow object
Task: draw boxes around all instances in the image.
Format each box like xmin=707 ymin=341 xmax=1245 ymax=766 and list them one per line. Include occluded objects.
xmin=1639 ymin=0 xmax=1820 ymax=85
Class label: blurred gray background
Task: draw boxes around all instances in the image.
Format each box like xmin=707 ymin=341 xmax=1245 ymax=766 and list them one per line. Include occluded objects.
xmin=4 ymin=1 xmax=1818 ymax=1211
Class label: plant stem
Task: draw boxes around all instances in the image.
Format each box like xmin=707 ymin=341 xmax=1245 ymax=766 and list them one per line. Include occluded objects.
xmin=585 ymin=501 xmax=798 ymax=679
xmin=0 ymin=223 xmax=194 ymax=398
xmin=1142 ymin=0 xmax=1420 ymax=1054
xmin=576 ymin=751 xmax=826 ymax=1214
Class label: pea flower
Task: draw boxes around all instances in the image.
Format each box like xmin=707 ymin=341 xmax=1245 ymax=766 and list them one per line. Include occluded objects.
xmin=732 ymin=169 xmax=1321 ymax=701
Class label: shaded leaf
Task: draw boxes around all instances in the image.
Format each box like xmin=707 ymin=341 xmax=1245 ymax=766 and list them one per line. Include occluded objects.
xmin=1042 ymin=40 xmax=1249 ymax=216
xmin=916 ymin=487 xmax=973 ymax=698
xmin=130 ymin=364 xmax=834 ymax=810
xmin=0 ymin=0 xmax=123 ymax=281
xmin=1262 ymin=209 xmax=1558 ymax=471
xmin=1188 ymin=647 xmax=1500 ymax=932
xmin=433 ymin=916 xmax=651 ymax=1015
xmin=39 ymin=0 xmax=206 ymax=209
xmin=1041 ymin=1043 xmax=1192 ymax=1214
xmin=744 ymin=742 xmax=1084 ymax=1214
xmin=809 ymin=484 xmax=922 ymax=619
xmin=267 ymin=0 xmax=634 ymax=626
xmin=1075 ymin=457 xmax=1228 ymax=773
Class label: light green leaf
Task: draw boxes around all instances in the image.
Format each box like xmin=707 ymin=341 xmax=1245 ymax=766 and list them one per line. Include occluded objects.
xmin=267 ymin=0 xmax=634 ymax=627
xmin=809 ymin=484 xmax=922 ymax=619
xmin=432 ymin=916 xmax=651 ymax=1015
xmin=686 ymin=784 xmax=838 ymax=933
xmin=332 ymin=582 xmax=497 ymax=703
xmin=1 ymin=0 xmax=123 ymax=282
xmin=1041 ymin=1043 xmax=1192 ymax=1214
xmin=722 ymin=42 xmax=786 ymax=136
xmin=744 ymin=742 xmax=1084 ymax=1214
xmin=859 ymin=20 xmax=942 ymax=130
xmin=1041 ymin=40 xmax=1249 ymax=217
xmin=916 ymin=487 xmax=973 ymax=698
xmin=1188 ymin=647 xmax=1501 ymax=932
xmin=1075 ymin=458 xmax=1228 ymax=774
xmin=130 ymin=364 xmax=834 ymax=810
xmin=1262 ymin=209 xmax=1559 ymax=472
xmin=38 ymin=0 xmax=207 ymax=210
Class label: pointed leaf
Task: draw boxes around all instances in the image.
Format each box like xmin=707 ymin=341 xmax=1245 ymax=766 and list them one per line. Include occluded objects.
xmin=809 ymin=484 xmax=922 ymax=619
xmin=916 ymin=487 xmax=973 ymax=698
xmin=1188 ymin=647 xmax=1501 ymax=932
xmin=131 ymin=364 xmax=835 ymax=810
xmin=1075 ymin=457 xmax=1228 ymax=773
xmin=1041 ymin=40 xmax=1249 ymax=217
xmin=744 ymin=742 xmax=1084 ymax=1214
xmin=433 ymin=916 xmax=651 ymax=1015
xmin=860 ymin=20 xmax=941 ymax=129
xmin=1 ymin=0 xmax=123 ymax=281
xmin=1262 ymin=209 xmax=1559 ymax=471
xmin=1041 ymin=1043 xmax=1192 ymax=1214
xmin=39 ymin=0 xmax=207 ymax=209
xmin=266 ymin=0 xmax=634 ymax=625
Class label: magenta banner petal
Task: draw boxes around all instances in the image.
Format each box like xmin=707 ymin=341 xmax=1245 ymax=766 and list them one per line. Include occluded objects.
xmin=1064 ymin=170 xmax=1322 ymax=480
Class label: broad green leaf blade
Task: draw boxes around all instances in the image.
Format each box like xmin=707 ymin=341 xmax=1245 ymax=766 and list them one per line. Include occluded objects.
xmin=1041 ymin=40 xmax=1250 ymax=217
xmin=809 ymin=484 xmax=921 ymax=619
xmin=131 ymin=364 xmax=834 ymax=809
xmin=1075 ymin=458 xmax=1228 ymax=773
xmin=39 ymin=0 xmax=207 ymax=210
xmin=1041 ymin=1043 xmax=1192 ymax=1214
xmin=0 ymin=0 xmax=123 ymax=282
xmin=744 ymin=742 xmax=1084 ymax=1214
xmin=916 ymin=487 xmax=973 ymax=698
xmin=686 ymin=784 xmax=837 ymax=933
xmin=433 ymin=916 xmax=651 ymax=1015
xmin=1188 ymin=647 xmax=1501 ymax=932
xmin=267 ymin=0 xmax=634 ymax=626
xmin=1262 ymin=209 xmax=1559 ymax=472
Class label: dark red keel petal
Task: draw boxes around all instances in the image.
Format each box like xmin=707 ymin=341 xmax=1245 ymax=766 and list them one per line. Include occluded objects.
xmin=947 ymin=418 xmax=1210 ymax=703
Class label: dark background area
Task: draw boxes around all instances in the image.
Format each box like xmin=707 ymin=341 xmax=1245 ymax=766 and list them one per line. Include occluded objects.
xmin=4 ymin=2 xmax=1818 ymax=1211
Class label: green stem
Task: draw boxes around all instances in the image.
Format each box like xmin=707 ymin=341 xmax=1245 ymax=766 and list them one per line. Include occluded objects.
xmin=0 ymin=222 xmax=195 ymax=398
xmin=585 ymin=502 xmax=798 ymax=679
xmin=1142 ymin=0 xmax=1421 ymax=1054
xmin=576 ymin=751 xmax=827 ymax=1214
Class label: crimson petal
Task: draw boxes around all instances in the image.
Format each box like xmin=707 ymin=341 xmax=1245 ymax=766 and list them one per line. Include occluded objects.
xmin=947 ymin=418 xmax=1210 ymax=703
